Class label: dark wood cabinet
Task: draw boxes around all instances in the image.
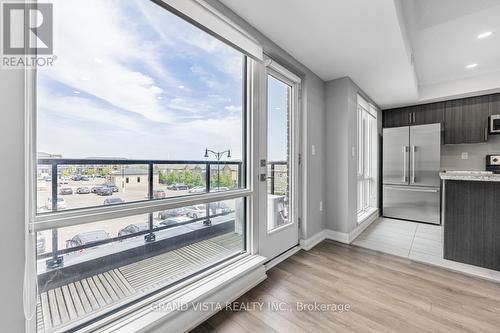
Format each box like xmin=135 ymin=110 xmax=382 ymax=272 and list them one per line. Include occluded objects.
xmin=383 ymin=107 xmax=410 ymax=128
xmin=445 ymin=95 xmax=490 ymax=144
xmin=383 ymin=103 xmax=444 ymax=128
xmin=413 ymin=102 xmax=445 ymax=126
xmin=444 ymin=180 xmax=500 ymax=271
xmin=383 ymin=93 xmax=500 ymax=144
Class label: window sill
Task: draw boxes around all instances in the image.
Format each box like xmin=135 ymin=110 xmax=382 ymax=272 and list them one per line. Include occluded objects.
xmin=357 ymin=207 xmax=378 ymax=225
xmin=84 ymin=254 xmax=267 ymax=333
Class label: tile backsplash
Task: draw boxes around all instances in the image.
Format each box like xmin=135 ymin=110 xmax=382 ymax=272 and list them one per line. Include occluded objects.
xmin=441 ymin=135 xmax=500 ymax=171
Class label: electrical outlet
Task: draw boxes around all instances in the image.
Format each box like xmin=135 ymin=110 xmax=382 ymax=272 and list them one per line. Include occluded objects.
xmin=461 ymin=152 xmax=468 ymax=160
xmin=311 ymin=144 xmax=316 ymax=156
xmin=319 ymin=201 xmax=323 ymax=211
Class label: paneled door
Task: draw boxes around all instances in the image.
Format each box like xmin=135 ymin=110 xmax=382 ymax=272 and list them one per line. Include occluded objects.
xmin=258 ymin=60 xmax=300 ymax=261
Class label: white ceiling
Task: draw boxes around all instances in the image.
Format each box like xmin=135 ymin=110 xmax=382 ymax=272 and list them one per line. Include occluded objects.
xmin=402 ymin=0 xmax=500 ymax=103
xmin=219 ymin=0 xmax=418 ymax=108
xmin=219 ymin=0 xmax=500 ymax=108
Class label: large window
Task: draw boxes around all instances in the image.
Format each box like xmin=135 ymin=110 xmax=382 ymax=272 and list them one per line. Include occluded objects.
xmin=357 ymin=95 xmax=378 ymax=222
xmin=33 ymin=1 xmax=248 ymax=331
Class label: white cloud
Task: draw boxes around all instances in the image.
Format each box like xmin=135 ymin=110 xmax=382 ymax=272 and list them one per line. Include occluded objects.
xmin=224 ymin=105 xmax=242 ymax=113
xmin=43 ymin=0 xmax=173 ymax=123
xmin=37 ymin=0 xmax=245 ymax=160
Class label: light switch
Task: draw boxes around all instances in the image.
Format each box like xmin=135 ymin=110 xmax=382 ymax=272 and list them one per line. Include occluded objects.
xmin=461 ymin=152 xmax=468 ymax=160
xmin=319 ymin=201 xmax=323 ymax=211
xmin=311 ymin=145 xmax=316 ymax=156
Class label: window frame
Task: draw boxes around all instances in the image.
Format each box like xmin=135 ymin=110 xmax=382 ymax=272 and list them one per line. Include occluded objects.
xmin=357 ymin=95 xmax=378 ymax=222
xmin=24 ymin=4 xmax=256 ymax=332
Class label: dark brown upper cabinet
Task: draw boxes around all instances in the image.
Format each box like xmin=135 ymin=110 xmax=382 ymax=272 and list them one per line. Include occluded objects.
xmin=383 ymin=107 xmax=411 ymax=128
xmin=445 ymin=95 xmax=490 ymax=144
xmin=383 ymin=103 xmax=444 ymax=128
xmin=383 ymin=93 xmax=500 ymax=144
xmin=413 ymin=102 xmax=445 ymax=126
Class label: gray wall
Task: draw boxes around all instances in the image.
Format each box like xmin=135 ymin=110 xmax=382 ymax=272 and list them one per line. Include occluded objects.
xmin=0 ymin=70 xmax=25 ymax=330
xmin=442 ymin=135 xmax=500 ymax=171
xmin=207 ymin=0 xmax=326 ymax=239
xmin=325 ymin=77 xmax=380 ymax=234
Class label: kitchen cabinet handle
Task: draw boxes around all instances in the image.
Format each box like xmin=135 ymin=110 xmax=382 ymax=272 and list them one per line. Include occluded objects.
xmin=485 ymin=127 xmax=488 ymax=142
xmin=412 ymin=112 xmax=416 ymax=124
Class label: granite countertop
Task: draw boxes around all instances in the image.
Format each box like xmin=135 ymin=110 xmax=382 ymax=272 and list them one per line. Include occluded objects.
xmin=440 ymin=171 xmax=500 ymax=182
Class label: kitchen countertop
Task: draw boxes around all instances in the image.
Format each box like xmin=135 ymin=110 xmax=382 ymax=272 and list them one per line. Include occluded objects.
xmin=440 ymin=171 xmax=500 ymax=182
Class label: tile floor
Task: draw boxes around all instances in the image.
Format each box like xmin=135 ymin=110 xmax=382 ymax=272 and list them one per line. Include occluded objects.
xmin=353 ymin=217 xmax=500 ymax=283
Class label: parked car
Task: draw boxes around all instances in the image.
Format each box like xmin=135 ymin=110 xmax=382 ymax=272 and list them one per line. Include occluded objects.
xmin=103 ymin=197 xmax=125 ymax=205
xmin=59 ymin=179 xmax=69 ymax=185
xmin=189 ymin=186 xmax=206 ymax=194
xmin=159 ymin=216 xmax=191 ymax=228
xmin=66 ymin=230 xmax=110 ymax=248
xmin=71 ymin=175 xmax=83 ymax=181
xmin=153 ymin=190 xmax=166 ymax=199
xmin=118 ymin=223 xmax=150 ymax=237
xmin=81 ymin=176 xmax=90 ymax=181
xmin=36 ymin=233 xmax=46 ymax=254
xmin=210 ymin=186 xmax=230 ymax=192
xmin=46 ymin=197 xmax=67 ymax=210
xmin=167 ymin=183 xmax=189 ymax=191
xmin=185 ymin=204 xmax=207 ymax=219
xmin=209 ymin=202 xmax=232 ymax=215
xmin=59 ymin=187 xmax=73 ymax=195
xmin=76 ymin=187 xmax=90 ymax=194
xmin=96 ymin=187 xmax=113 ymax=196
xmin=91 ymin=185 xmax=104 ymax=193
xmin=158 ymin=208 xmax=188 ymax=220
xmin=104 ymin=184 xmax=119 ymax=192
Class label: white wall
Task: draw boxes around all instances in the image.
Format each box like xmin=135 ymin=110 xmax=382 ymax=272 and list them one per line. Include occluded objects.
xmin=325 ymin=77 xmax=380 ymax=234
xmin=0 ymin=69 xmax=25 ymax=330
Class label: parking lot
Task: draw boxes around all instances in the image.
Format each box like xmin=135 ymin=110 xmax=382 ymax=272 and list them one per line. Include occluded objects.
xmin=37 ymin=178 xmax=197 ymax=212
xmin=36 ymin=178 xmax=237 ymax=255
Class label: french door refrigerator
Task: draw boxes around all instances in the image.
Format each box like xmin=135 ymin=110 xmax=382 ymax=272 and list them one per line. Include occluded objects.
xmin=383 ymin=123 xmax=442 ymax=224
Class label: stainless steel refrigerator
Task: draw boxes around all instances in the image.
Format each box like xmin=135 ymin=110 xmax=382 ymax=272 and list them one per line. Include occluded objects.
xmin=383 ymin=123 xmax=442 ymax=225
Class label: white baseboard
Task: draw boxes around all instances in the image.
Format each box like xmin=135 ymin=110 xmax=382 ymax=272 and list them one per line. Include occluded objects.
xmin=349 ymin=210 xmax=379 ymax=242
xmin=265 ymin=245 xmax=301 ymax=270
xmin=325 ymin=230 xmax=350 ymax=244
xmin=300 ymin=212 xmax=380 ymax=250
xmin=300 ymin=230 xmax=327 ymax=250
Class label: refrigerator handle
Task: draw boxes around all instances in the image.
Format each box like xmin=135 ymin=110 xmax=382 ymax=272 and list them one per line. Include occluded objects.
xmin=411 ymin=146 xmax=416 ymax=184
xmin=402 ymin=146 xmax=408 ymax=182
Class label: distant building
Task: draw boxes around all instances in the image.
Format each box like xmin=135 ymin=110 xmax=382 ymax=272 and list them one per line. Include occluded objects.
xmin=37 ymin=152 xmax=63 ymax=159
xmin=110 ymin=167 xmax=159 ymax=190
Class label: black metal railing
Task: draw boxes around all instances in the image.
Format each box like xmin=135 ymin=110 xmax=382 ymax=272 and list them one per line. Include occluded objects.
xmin=37 ymin=158 xmax=243 ymax=268
xmin=267 ymin=161 xmax=288 ymax=195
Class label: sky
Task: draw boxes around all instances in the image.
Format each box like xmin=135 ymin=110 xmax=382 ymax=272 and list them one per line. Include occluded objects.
xmin=37 ymin=0 xmax=287 ymax=162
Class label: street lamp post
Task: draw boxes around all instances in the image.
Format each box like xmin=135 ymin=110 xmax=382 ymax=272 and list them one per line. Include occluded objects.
xmin=204 ymin=148 xmax=231 ymax=226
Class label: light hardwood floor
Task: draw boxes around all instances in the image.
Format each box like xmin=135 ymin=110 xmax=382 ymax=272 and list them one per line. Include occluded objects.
xmin=191 ymin=241 xmax=500 ymax=333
